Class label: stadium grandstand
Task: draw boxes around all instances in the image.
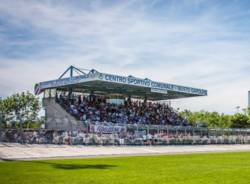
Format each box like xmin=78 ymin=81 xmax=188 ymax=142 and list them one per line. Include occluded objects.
xmin=3 ymin=67 xmax=250 ymax=145
xmin=34 ymin=65 xmax=207 ymax=131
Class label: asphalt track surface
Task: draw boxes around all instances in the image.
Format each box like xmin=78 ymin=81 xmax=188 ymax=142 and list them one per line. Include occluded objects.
xmin=1 ymin=143 xmax=250 ymax=161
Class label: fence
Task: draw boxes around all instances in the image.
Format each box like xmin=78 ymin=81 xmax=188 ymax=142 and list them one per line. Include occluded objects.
xmin=1 ymin=126 xmax=250 ymax=145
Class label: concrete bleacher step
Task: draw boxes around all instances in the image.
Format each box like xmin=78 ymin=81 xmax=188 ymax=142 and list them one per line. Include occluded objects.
xmin=43 ymin=98 xmax=84 ymax=131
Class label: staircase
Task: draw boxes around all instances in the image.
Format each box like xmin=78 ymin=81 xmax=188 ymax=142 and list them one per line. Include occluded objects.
xmin=43 ymin=98 xmax=84 ymax=131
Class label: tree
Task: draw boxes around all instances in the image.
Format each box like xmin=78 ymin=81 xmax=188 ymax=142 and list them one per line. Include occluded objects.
xmin=231 ymin=113 xmax=250 ymax=128
xmin=242 ymin=107 xmax=250 ymax=117
xmin=206 ymin=112 xmax=220 ymax=128
xmin=0 ymin=99 xmax=5 ymax=128
xmin=219 ymin=114 xmax=232 ymax=128
xmin=0 ymin=97 xmax=12 ymax=127
xmin=0 ymin=91 xmax=40 ymax=128
xmin=179 ymin=110 xmax=234 ymax=128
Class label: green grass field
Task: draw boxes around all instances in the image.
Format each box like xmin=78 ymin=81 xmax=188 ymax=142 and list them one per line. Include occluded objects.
xmin=1 ymin=152 xmax=250 ymax=184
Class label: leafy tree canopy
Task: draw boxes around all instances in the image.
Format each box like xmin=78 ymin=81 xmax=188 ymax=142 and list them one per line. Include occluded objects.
xmin=0 ymin=91 xmax=40 ymax=127
xmin=179 ymin=108 xmax=250 ymax=128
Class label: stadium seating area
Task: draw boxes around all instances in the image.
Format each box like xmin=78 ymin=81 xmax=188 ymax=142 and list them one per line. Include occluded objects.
xmin=1 ymin=129 xmax=250 ymax=145
xmin=56 ymin=94 xmax=188 ymax=126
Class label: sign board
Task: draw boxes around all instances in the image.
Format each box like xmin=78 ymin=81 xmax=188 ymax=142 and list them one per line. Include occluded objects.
xmin=35 ymin=69 xmax=207 ymax=96
xmin=89 ymin=124 xmax=127 ymax=134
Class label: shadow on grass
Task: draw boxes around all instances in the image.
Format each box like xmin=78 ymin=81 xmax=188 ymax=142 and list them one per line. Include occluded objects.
xmin=33 ymin=161 xmax=117 ymax=170
xmin=1 ymin=158 xmax=16 ymax=162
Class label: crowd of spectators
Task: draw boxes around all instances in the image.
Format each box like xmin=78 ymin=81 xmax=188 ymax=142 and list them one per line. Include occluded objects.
xmin=1 ymin=129 xmax=250 ymax=145
xmin=57 ymin=94 xmax=188 ymax=126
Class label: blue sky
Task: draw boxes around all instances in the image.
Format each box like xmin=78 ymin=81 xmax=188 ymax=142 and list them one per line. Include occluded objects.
xmin=0 ymin=0 xmax=250 ymax=114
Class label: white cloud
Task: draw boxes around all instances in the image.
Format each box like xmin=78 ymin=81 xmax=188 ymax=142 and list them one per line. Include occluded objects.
xmin=0 ymin=0 xmax=250 ymax=114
